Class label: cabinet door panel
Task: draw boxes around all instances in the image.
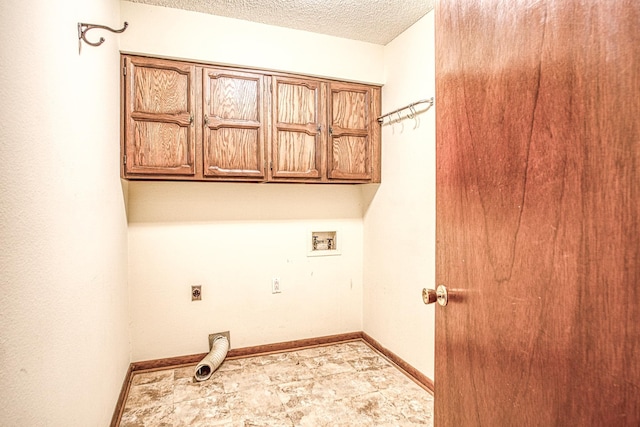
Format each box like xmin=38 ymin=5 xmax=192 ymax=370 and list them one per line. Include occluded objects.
xmin=271 ymin=77 xmax=324 ymax=180
xmin=327 ymin=83 xmax=374 ymax=181
xmin=331 ymin=135 xmax=368 ymax=177
xmin=331 ymin=90 xmax=367 ymax=130
xmin=205 ymin=127 xmax=260 ymax=174
xmin=203 ymin=69 xmax=265 ymax=179
xmin=277 ymin=84 xmax=317 ymax=124
xmin=276 ymin=131 xmax=318 ymax=175
xmin=124 ymin=57 xmax=196 ymax=176
xmin=210 ymin=76 xmax=259 ymax=121
xmin=132 ymin=122 xmax=190 ymax=169
xmin=134 ymin=67 xmax=190 ymax=114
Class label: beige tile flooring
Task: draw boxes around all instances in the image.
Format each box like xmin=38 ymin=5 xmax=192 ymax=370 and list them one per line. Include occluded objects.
xmin=119 ymin=340 xmax=434 ymax=426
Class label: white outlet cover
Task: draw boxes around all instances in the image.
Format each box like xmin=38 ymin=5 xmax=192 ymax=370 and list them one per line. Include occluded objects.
xmin=272 ymin=277 xmax=281 ymax=294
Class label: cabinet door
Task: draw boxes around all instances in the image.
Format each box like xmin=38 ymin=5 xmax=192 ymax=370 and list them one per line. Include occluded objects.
xmin=202 ymin=68 xmax=266 ymax=179
xmin=270 ymin=76 xmax=325 ymax=180
xmin=327 ymin=82 xmax=380 ymax=182
xmin=123 ymin=56 xmax=196 ymax=176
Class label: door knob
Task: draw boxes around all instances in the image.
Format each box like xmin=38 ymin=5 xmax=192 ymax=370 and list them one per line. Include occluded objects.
xmin=422 ymin=285 xmax=448 ymax=307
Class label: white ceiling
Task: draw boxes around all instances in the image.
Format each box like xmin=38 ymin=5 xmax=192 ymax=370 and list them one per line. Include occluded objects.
xmin=125 ymin=0 xmax=434 ymax=45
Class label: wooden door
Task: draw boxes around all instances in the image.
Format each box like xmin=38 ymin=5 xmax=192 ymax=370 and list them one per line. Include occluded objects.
xmin=327 ymin=82 xmax=380 ymax=182
xmin=123 ymin=56 xmax=196 ymax=176
xmin=202 ymin=68 xmax=266 ymax=180
xmin=435 ymin=0 xmax=639 ymax=426
xmin=270 ymin=76 xmax=324 ymax=180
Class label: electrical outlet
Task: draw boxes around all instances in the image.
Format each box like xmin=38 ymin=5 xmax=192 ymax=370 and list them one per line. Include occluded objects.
xmin=191 ymin=285 xmax=202 ymax=301
xmin=272 ymin=277 xmax=281 ymax=294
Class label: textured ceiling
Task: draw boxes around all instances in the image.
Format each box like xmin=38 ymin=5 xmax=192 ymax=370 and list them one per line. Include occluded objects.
xmin=125 ymin=0 xmax=434 ymax=45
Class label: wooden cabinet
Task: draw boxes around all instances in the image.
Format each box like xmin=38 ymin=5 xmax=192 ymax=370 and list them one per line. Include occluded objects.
xmin=202 ymin=68 xmax=266 ymax=179
xmin=269 ymin=76 xmax=325 ymax=180
xmin=328 ymin=82 xmax=379 ymax=181
xmin=121 ymin=55 xmax=381 ymax=183
xmin=122 ymin=56 xmax=197 ymax=177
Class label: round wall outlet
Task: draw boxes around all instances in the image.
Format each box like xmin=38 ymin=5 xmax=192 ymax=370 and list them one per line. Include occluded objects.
xmin=191 ymin=286 xmax=202 ymax=300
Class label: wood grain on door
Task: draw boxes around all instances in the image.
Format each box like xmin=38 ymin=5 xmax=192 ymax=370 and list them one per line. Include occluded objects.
xmin=435 ymin=0 xmax=639 ymax=425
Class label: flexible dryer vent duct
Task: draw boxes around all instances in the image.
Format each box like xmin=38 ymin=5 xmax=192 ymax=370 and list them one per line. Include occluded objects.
xmin=194 ymin=335 xmax=229 ymax=381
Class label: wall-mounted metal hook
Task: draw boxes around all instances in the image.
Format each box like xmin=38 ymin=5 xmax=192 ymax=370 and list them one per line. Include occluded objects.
xmin=78 ymin=21 xmax=128 ymax=54
xmin=396 ymin=111 xmax=404 ymax=133
xmin=410 ymin=106 xmax=420 ymax=129
xmin=407 ymin=106 xmax=416 ymax=120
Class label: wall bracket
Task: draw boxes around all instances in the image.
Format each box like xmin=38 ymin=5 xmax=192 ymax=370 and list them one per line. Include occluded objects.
xmin=77 ymin=21 xmax=128 ymax=54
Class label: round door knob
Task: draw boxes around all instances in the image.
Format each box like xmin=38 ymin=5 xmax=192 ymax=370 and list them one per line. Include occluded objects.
xmin=422 ymin=285 xmax=448 ymax=307
xmin=422 ymin=288 xmax=437 ymax=304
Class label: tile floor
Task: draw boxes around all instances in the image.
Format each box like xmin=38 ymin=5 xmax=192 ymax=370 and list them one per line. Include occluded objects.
xmin=119 ymin=340 xmax=434 ymax=426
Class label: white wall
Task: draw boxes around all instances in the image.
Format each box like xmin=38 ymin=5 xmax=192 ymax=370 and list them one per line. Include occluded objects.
xmin=120 ymin=2 xmax=385 ymax=362
xmin=120 ymin=2 xmax=437 ymax=376
xmin=120 ymin=1 xmax=384 ymax=84
xmin=362 ymin=13 xmax=436 ymax=379
xmin=0 ymin=0 xmax=130 ymax=425
xmin=128 ymin=183 xmax=363 ymax=360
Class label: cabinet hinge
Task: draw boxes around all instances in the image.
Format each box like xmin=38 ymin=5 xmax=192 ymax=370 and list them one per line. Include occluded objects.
xmin=270 ymin=161 xmax=273 ymax=171
xmin=123 ymin=155 xmax=127 ymax=165
xmin=122 ymin=59 xmax=127 ymax=76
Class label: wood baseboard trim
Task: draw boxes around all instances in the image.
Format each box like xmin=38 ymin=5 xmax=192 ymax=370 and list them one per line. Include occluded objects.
xmin=130 ymin=331 xmax=364 ymax=372
xmin=227 ymin=331 xmax=364 ymax=358
xmin=110 ymin=363 xmax=133 ymax=427
xmin=361 ymin=332 xmax=435 ymax=394
xmin=130 ymin=352 xmax=208 ymax=372
xmin=112 ymin=331 xmax=434 ymax=424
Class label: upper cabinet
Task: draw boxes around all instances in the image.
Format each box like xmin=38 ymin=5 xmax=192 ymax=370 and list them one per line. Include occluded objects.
xmin=123 ymin=56 xmax=197 ymax=177
xmin=328 ymin=82 xmax=380 ymax=182
xmin=202 ymin=68 xmax=266 ymax=179
xmin=121 ymin=55 xmax=381 ymax=183
xmin=269 ymin=76 xmax=325 ymax=180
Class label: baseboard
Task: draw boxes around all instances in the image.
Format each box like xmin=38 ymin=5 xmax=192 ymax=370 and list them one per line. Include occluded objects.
xmin=226 ymin=331 xmax=364 ymax=358
xmin=112 ymin=331 xmax=434 ymax=425
xmin=130 ymin=351 xmax=209 ymax=372
xmin=361 ymin=332 xmax=435 ymax=394
xmin=129 ymin=331 xmax=364 ymax=372
xmin=109 ymin=363 xmax=133 ymax=427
